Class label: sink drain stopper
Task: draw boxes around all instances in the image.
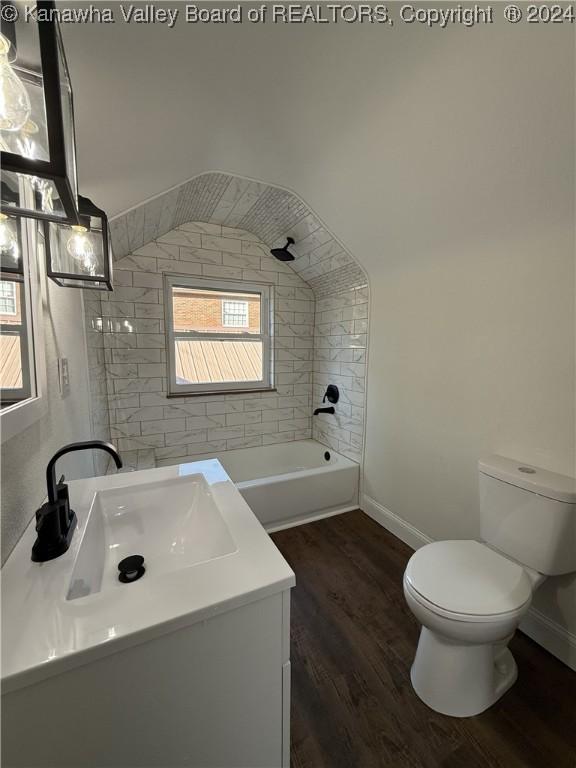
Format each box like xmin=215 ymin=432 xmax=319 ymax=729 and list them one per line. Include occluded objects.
xmin=118 ymin=555 xmax=145 ymax=584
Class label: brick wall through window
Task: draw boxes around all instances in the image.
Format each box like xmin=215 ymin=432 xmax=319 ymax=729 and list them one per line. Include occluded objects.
xmin=172 ymin=289 xmax=260 ymax=334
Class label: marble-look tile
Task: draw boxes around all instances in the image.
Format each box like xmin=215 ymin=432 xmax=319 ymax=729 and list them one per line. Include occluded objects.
xmin=157 ymin=188 xmax=180 ymax=240
xmin=110 ymin=217 xmax=129 ymax=260
xmin=210 ymin=177 xmax=252 ymax=223
xmin=223 ymin=181 xmax=265 ymax=227
xmin=125 ymin=206 xmax=146 ymax=253
xmin=132 ymin=272 xmax=163 ymax=289
xmin=226 ymin=435 xmax=263 ymax=450
xmin=142 ymin=197 xmax=164 ymax=246
xmin=201 ymin=234 xmax=243 ymax=254
xmin=157 ymin=229 xmax=202 ymax=248
xmin=221 ymin=226 xmax=260 ymax=242
xmin=222 ymin=252 xmax=260 ymax=269
xmin=165 ymin=430 xmax=211 ymax=448
xmin=88 ymin=183 xmax=369 ymax=467
xmin=115 ymin=254 xmax=158 ymax=273
xmin=179 ymin=247 xmax=223 ymax=265
xmin=179 ymin=221 xmax=222 ymax=236
xmin=158 ymin=258 xmax=202 ymax=276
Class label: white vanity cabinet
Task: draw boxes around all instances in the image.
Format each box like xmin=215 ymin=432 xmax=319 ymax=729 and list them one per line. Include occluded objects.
xmin=3 ymin=589 xmax=292 ymax=768
xmin=1 ymin=462 xmax=295 ymax=768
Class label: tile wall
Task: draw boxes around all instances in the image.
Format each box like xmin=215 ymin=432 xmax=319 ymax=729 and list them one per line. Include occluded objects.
xmin=97 ymin=171 xmax=369 ymax=467
xmin=83 ymin=293 xmax=112 ymax=473
xmin=312 ymin=286 xmax=368 ymax=463
xmin=97 ymin=222 xmax=314 ymax=470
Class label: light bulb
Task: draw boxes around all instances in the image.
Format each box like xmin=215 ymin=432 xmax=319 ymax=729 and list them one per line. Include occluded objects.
xmin=0 ymin=34 xmax=31 ymax=133
xmin=0 ymin=213 xmax=19 ymax=263
xmin=67 ymin=226 xmax=96 ymax=272
xmin=14 ymin=119 xmax=38 ymax=159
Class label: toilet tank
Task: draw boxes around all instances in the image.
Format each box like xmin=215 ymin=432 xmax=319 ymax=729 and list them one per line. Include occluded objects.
xmin=479 ymin=455 xmax=576 ymax=575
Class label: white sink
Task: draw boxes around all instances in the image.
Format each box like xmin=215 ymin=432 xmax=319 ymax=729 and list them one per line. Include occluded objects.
xmin=2 ymin=459 xmax=294 ymax=695
xmin=67 ymin=473 xmax=237 ymax=600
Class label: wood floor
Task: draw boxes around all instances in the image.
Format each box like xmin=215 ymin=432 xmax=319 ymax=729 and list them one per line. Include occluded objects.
xmin=271 ymin=511 xmax=576 ymax=768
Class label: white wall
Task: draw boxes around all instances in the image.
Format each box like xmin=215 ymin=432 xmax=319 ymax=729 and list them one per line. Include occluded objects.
xmin=359 ymin=25 xmax=576 ymax=641
xmin=1 ymin=281 xmax=95 ymax=563
xmin=62 ymin=16 xmax=575 ymax=654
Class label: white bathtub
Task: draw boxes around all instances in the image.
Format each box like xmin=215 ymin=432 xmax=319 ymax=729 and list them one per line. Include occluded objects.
xmin=176 ymin=440 xmax=359 ymax=531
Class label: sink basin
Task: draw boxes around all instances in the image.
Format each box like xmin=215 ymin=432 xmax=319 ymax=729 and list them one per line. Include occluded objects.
xmin=67 ymin=473 xmax=237 ymax=600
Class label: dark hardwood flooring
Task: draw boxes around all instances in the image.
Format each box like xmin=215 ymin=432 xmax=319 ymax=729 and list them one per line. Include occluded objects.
xmin=271 ymin=510 xmax=576 ymax=768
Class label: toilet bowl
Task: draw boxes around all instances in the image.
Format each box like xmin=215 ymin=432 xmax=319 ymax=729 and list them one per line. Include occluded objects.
xmin=403 ymin=540 xmax=534 ymax=717
xmin=403 ymin=455 xmax=576 ymax=717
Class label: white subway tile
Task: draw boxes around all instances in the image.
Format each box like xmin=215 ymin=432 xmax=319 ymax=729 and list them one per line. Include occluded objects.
xmin=201 ymin=235 xmax=242 ymax=253
xmin=226 ymin=411 xmax=262 ymax=426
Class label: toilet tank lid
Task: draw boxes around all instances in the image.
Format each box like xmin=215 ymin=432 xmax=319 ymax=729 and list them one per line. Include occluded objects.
xmin=479 ymin=455 xmax=576 ymax=504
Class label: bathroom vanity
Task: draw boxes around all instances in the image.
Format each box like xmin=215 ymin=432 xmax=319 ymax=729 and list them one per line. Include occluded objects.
xmin=1 ymin=461 xmax=294 ymax=768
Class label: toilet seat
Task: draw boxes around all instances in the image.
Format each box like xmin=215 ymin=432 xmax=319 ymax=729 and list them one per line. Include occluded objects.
xmin=404 ymin=540 xmax=532 ymax=622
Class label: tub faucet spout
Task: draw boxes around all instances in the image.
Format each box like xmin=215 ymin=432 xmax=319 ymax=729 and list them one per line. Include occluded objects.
xmin=313 ymin=407 xmax=335 ymax=416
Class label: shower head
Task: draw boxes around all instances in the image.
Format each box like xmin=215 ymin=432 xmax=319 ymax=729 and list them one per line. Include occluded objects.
xmin=270 ymin=237 xmax=295 ymax=262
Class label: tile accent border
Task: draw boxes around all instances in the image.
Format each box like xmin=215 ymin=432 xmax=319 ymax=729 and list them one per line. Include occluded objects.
xmin=110 ymin=171 xmax=367 ymax=297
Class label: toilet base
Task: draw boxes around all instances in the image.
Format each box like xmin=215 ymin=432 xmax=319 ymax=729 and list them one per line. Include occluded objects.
xmin=410 ymin=628 xmax=518 ymax=717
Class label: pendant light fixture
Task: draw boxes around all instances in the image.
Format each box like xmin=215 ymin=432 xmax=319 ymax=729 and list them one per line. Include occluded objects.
xmin=45 ymin=196 xmax=113 ymax=290
xmin=0 ymin=210 xmax=22 ymax=274
xmin=0 ymin=1 xmax=80 ymax=225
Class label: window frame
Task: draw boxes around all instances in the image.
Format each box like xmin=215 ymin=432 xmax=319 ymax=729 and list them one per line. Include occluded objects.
xmin=0 ymin=281 xmax=17 ymax=316
xmin=222 ymin=299 xmax=249 ymax=329
xmin=0 ymin=275 xmax=32 ymax=403
xmin=0 ymin=213 xmax=48 ymax=443
xmin=164 ymin=274 xmax=274 ymax=396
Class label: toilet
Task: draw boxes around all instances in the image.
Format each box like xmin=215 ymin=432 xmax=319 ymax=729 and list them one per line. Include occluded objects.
xmin=403 ymin=455 xmax=576 ymax=718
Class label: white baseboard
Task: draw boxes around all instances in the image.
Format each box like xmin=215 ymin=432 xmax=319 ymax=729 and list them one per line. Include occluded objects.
xmin=362 ymin=494 xmax=432 ymax=550
xmin=519 ymin=608 xmax=576 ymax=671
xmin=362 ymin=494 xmax=576 ymax=673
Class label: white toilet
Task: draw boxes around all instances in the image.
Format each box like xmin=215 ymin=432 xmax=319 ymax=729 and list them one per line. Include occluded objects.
xmin=403 ymin=455 xmax=576 ymax=718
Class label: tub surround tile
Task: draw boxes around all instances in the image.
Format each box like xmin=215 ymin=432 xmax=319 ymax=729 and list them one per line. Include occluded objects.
xmin=226 ymin=435 xmax=263 ymax=450
xmin=157 ymin=229 xmax=202 ymax=248
xmin=164 ymin=430 xmax=210 ymax=447
xmin=201 ymin=234 xmax=243 ymax=253
xmin=109 ymin=173 xmax=365 ymax=297
xmin=93 ymin=222 xmax=317 ymax=464
xmin=91 ymin=182 xmax=369 ymax=467
xmin=180 ymin=221 xmax=222 ymax=236
xmin=180 ymin=247 xmax=223 ymax=265
xmin=84 ymin=295 xmax=112 ymax=474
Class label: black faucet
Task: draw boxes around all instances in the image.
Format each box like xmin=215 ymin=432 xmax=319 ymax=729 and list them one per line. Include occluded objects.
xmin=32 ymin=441 xmax=123 ymax=563
xmin=314 ymin=406 xmax=335 ymax=416
xmin=313 ymin=384 xmax=339 ymax=416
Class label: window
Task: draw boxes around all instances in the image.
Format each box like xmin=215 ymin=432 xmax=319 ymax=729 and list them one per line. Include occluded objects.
xmin=164 ymin=275 xmax=273 ymax=395
xmin=0 ymin=212 xmax=47 ymax=440
xmin=0 ymin=281 xmax=17 ymax=315
xmin=222 ymin=300 xmax=248 ymax=328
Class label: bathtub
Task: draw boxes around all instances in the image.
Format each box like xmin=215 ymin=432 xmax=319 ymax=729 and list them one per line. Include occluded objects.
xmin=177 ymin=440 xmax=359 ymax=531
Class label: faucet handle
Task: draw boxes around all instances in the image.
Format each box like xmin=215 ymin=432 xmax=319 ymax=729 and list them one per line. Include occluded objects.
xmin=323 ymin=384 xmax=340 ymax=404
xmin=35 ymin=502 xmax=52 ymax=532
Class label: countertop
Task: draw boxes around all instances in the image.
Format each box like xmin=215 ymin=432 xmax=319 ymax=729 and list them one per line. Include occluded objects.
xmin=1 ymin=460 xmax=295 ymax=694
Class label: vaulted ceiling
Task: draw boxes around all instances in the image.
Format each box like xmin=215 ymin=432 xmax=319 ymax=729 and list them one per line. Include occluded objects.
xmin=60 ymin=5 xmax=573 ymax=280
xmin=109 ymin=172 xmax=367 ymax=297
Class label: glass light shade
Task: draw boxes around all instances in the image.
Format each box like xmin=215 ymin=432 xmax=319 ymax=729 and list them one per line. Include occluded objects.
xmin=0 ymin=211 xmax=22 ymax=274
xmin=0 ymin=1 xmax=80 ymax=224
xmin=45 ymin=196 xmax=113 ymax=290
xmin=0 ymin=34 xmax=31 ymax=131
